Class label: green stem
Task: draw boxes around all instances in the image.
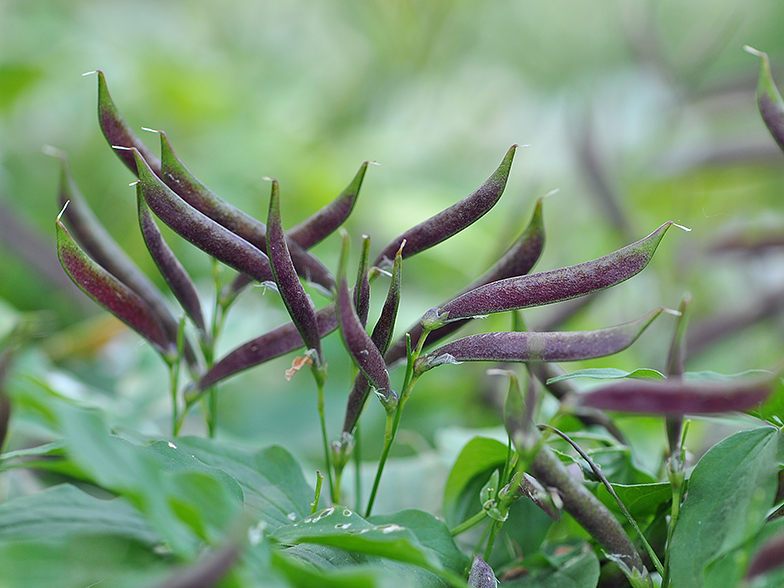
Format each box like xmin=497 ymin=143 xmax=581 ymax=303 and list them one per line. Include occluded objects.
xmin=313 ymin=364 xmax=334 ymax=504
xmin=450 ymin=510 xmax=487 ymax=536
xmin=354 ymin=421 xmax=362 ymax=512
xmin=311 ymin=471 xmax=324 ymax=515
xmin=661 ymin=420 xmax=690 ymax=588
xmin=365 ymin=329 xmax=431 ymax=517
xmin=169 ymin=360 xmax=180 ymax=436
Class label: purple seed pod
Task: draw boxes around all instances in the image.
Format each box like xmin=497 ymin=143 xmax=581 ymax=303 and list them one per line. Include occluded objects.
xmin=467 ymin=556 xmax=498 ymax=588
xmin=129 ymin=148 xmax=275 ymax=284
xmin=435 ymin=222 xmax=684 ymax=323
xmin=746 ymin=531 xmax=784 ymax=579
xmin=57 ymin=206 xmax=174 ymax=358
xmin=90 ymin=70 xmax=161 ymax=177
xmin=416 ymin=308 xmax=667 ymax=373
xmin=745 ymin=46 xmax=784 ymax=154
xmin=287 ymin=162 xmax=368 ymax=248
xmin=137 ymin=185 xmax=207 ymax=338
xmin=354 ymin=236 xmax=372 ymax=327
xmin=515 ymin=472 xmax=561 ymax=521
xmin=267 ymin=179 xmax=322 ymax=365
xmin=52 ymin=151 xmax=200 ymax=366
xmin=385 ymin=194 xmax=546 ymax=366
xmin=157 ymin=131 xmax=335 ymax=294
xmin=372 ymin=145 xmax=517 ymax=269
xmin=191 ymin=304 xmax=338 ymax=394
xmin=336 ymin=234 xmax=394 ymax=407
xmin=343 ymin=242 xmax=404 ymax=433
xmin=577 ymin=374 xmax=776 ymax=415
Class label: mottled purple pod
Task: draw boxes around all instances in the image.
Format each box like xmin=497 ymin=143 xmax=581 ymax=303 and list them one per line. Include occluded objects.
xmin=158 ymin=131 xmax=335 ymax=294
xmin=416 ymin=308 xmax=667 ymax=373
xmin=91 ymin=71 xmax=161 ymax=177
xmin=577 ymin=374 xmax=776 ymax=415
xmin=434 ymin=222 xmax=684 ymax=324
xmin=267 ymin=179 xmax=322 ymax=365
xmin=746 ymin=531 xmax=784 ymax=579
xmin=515 ymin=472 xmax=561 ymax=521
xmin=57 ymin=206 xmax=174 ymax=358
xmin=129 ymin=148 xmax=275 ymax=284
xmin=336 ymin=234 xmax=394 ymax=408
xmin=343 ymin=242 xmax=404 ymax=433
xmin=354 ymin=236 xmax=372 ymax=327
xmin=468 ymin=556 xmax=498 ymax=588
xmin=190 ymin=304 xmax=338 ymax=395
xmin=372 ymin=145 xmax=517 ymax=268
xmin=137 ymin=185 xmax=207 ymax=338
xmin=287 ymin=162 xmax=368 ymax=248
xmin=745 ymin=46 xmax=784 ymax=154
xmin=385 ymin=194 xmax=546 ymax=366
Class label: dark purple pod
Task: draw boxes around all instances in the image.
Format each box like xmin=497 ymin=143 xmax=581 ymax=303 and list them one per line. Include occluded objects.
xmin=57 ymin=207 xmax=174 ymax=358
xmin=354 ymin=236 xmax=372 ymax=327
xmin=385 ymin=194 xmax=546 ymax=366
xmin=577 ymin=374 xmax=776 ymax=416
xmin=468 ymin=556 xmax=498 ymax=588
xmin=129 ymin=148 xmax=275 ymax=284
xmin=91 ymin=71 xmax=161 ymax=177
xmin=415 ymin=308 xmax=667 ymax=373
xmin=267 ymin=179 xmax=322 ymax=365
xmin=372 ymin=145 xmax=517 ymax=268
xmin=746 ymin=46 xmax=784 ymax=154
xmin=435 ymin=222 xmax=684 ymax=324
xmin=158 ymin=131 xmax=335 ymax=294
xmin=336 ymin=234 xmax=394 ymax=407
xmin=746 ymin=531 xmax=784 ymax=579
xmin=343 ymin=242 xmax=404 ymax=433
xmin=515 ymin=472 xmax=561 ymax=521
xmin=190 ymin=304 xmax=338 ymax=395
xmin=137 ymin=185 xmax=207 ymax=338
xmin=287 ymin=162 xmax=368 ymax=248
xmin=53 ymin=149 xmax=194 ymax=363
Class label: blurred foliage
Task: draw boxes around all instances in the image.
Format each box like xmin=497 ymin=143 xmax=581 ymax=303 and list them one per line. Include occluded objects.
xmin=1 ymin=0 xmax=784 ymax=469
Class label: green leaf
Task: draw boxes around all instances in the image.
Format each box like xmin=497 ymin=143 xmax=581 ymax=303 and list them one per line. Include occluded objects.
xmin=442 ymin=437 xmax=508 ymax=527
xmin=503 ymin=546 xmax=600 ymax=587
xmin=272 ymin=545 xmax=400 ymax=587
xmin=167 ymin=436 xmax=313 ymax=531
xmin=0 ymin=483 xmax=158 ymax=546
xmin=368 ymin=510 xmax=471 ymax=576
xmin=546 ymin=368 xmax=665 ymax=384
xmin=668 ymin=426 xmax=783 ymax=588
xmin=595 ymin=482 xmax=671 ymax=519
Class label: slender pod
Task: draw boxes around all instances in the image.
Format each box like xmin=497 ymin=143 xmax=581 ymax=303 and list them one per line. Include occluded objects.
xmin=90 ymin=70 xmax=161 ymax=177
xmin=577 ymin=374 xmax=776 ymax=415
xmin=287 ymin=162 xmax=369 ymax=248
xmin=372 ymin=145 xmax=517 ymax=268
xmin=385 ymin=194 xmax=546 ymax=366
xmin=129 ymin=148 xmax=276 ymax=283
xmin=267 ymin=179 xmax=322 ymax=365
xmin=336 ymin=234 xmax=394 ymax=407
xmin=745 ymin=46 xmax=784 ymax=154
xmin=434 ymin=222 xmax=685 ymax=324
xmin=57 ymin=206 xmax=174 ymax=358
xmin=52 ymin=149 xmax=194 ymax=361
xmin=416 ymin=308 xmax=667 ymax=373
xmin=191 ymin=304 xmax=338 ymax=395
xmin=157 ymin=131 xmax=335 ymax=293
xmin=354 ymin=236 xmax=372 ymax=327
xmin=343 ymin=242 xmax=404 ymax=433
xmin=137 ymin=186 xmax=207 ymax=337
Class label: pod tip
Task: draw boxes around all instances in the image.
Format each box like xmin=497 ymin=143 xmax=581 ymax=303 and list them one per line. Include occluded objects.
xmin=744 ymin=45 xmax=763 ymax=58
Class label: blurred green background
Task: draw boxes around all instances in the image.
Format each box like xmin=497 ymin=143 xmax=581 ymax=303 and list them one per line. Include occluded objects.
xmin=2 ymin=0 xmax=784 ymax=467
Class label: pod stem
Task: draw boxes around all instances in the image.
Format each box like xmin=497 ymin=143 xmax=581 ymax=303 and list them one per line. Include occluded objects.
xmin=313 ymin=363 xmax=334 ymax=504
xmin=365 ymin=331 xmax=429 ymax=517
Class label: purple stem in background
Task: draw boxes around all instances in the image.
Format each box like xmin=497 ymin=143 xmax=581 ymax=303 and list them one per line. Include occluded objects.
xmin=577 ymin=375 xmax=776 ymax=415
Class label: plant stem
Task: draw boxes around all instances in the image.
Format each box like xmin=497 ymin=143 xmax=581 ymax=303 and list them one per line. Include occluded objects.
xmin=311 ymin=470 xmax=324 ymax=515
xmin=313 ymin=364 xmax=334 ymax=504
xmin=451 ymin=511 xmax=487 ymax=536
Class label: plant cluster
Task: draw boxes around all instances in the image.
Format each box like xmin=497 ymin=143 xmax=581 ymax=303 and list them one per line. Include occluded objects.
xmin=0 ymin=48 xmax=783 ymax=588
